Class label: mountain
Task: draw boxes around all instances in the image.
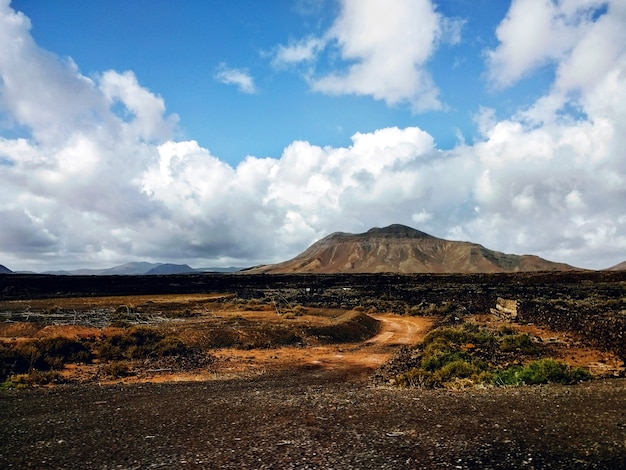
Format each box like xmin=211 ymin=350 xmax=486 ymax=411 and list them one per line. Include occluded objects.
xmin=606 ymin=260 xmax=626 ymax=271
xmin=43 ymin=262 xmax=203 ymax=275
xmin=246 ymin=224 xmax=580 ymax=274
xmin=145 ymin=263 xmax=195 ymax=275
xmin=0 ymin=264 xmax=12 ymax=274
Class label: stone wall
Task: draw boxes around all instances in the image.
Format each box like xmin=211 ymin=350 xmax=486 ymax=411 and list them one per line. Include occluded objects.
xmin=518 ymin=300 xmax=626 ymax=362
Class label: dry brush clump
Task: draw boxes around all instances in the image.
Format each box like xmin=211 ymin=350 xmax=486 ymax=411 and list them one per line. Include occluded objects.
xmin=97 ymin=326 xmax=189 ymax=361
xmin=1 ymin=336 xmax=93 ymax=387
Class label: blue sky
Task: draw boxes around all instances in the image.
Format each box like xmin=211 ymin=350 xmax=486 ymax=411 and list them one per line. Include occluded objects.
xmin=1 ymin=0 xmax=625 ymax=271
xmin=11 ymin=0 xmax=515 ymax=162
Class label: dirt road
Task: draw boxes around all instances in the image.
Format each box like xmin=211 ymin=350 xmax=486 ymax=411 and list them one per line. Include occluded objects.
xmin=366 ymin=314 xmax=429 ymax=346
xmin=202 ymin=314 xmax=432 ymax=382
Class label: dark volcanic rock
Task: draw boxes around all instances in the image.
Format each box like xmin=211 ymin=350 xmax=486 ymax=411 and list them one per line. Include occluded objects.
xmin=1 ymin=376 xmax=625 ymax=469
xmin=1 ymin=270 xmax=625 ymax=360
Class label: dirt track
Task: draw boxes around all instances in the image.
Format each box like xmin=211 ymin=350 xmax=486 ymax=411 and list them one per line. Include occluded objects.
xmin=165 ymin=314 xmax=432 ymax=383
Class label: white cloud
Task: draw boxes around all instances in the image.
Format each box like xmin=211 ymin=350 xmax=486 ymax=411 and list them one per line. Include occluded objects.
xmin=214 ymin=64 xmax=257 ymax=94
xmin=273 ymin=0 xmax=462 ymax=111
xmin=1 ymin=0 xmax=626 ymax=272
xmin=486 ymin=0 xmax=610 ymax=89
xmin=272 ymin=36 xmax=327 ymax=67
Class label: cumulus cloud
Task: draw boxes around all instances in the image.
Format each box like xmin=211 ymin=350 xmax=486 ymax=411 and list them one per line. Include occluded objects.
xmin=1 ymin=0 xmax=625 ymax=271
xmin=214 ymin=64 xmax=258 ymax=94
xmin=273 ymin=0 xmax=462 ymax=111
xmin=486 ymin=0 xmax=611 ymax=89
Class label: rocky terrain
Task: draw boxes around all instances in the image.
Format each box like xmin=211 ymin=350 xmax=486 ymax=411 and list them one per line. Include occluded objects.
xmin=246 ymin=224 xmax=579 ymax=274
xmin=2 ymin=374 xmax=625 ymax=469
xmin=1 ymin=270 xmax=625 ymax=468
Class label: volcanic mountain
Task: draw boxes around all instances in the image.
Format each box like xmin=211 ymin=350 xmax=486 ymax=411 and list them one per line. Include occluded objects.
xmin=247 ymin=224 xmax=579 ymax=274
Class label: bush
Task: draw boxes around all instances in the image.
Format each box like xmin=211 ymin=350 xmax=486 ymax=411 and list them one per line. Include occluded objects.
xmin=35 ymin=337 xmax=93 ymax=368
xmin=1 ymin=337 xmax=92 ymax=381
xmin=422 ymin=325 xmax=496 ymax=350
xmin=1 ymin=370 xmax=62 ymax=389
xmin=421 ymin=350 xmax=472 ymax=372
xmin=395 ymin=368 xmax=432 ymax=387
xmin=97 ymin=327 xmax=188 ymax=360
xmin=499 ymin=333 xmax=539 ymax=354
xmin=154 ymin=336 xmax=189 ymax=357
xmin=431 ymin=359 xmax=483 ymax=384
xmin=493 ymin=359 xmax=592 ymax=386
xmin=100 ymin=361 xmax=132 ymax=378
xmin=391 ymin=323 xmax=588 ymax=389
xmin=0 ymin=343 xmax=31 ymax=380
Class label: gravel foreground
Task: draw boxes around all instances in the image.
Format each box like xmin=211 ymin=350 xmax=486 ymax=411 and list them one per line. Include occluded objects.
xmin=1 ymin=372 xmax=625 ymax=469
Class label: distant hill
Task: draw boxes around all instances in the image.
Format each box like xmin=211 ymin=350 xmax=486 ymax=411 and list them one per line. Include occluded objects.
xmin=606 ymin=260 xmax=626 ymax=271
xmin=43 ymin=262 xmax=161 ymax=276
xmin=41 ymin=262 xmax=241 ymax=275
xmin=246 ymin=224 xmax=580 ymax=274
xmin=0 ymin=264 xmax=12 ymax=274
xmin=145 ymin=263 xmax=195 ymax=275
xmin=43 ymin=262 xmax=192 ymax=275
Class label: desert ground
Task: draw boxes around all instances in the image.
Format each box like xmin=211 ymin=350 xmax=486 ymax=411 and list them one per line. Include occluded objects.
xmin=0 ymin=272 xmax=625 ymax=468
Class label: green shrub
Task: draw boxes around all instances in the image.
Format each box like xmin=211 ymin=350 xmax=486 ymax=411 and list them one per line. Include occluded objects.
xmin=493 ymin=359 xmax=592 ymax=386
xmin=391 ymin=323 xmax=588 ymax=389
xmin=431 ymin=360 xmax=483 ymax=385
xmin=421 ymin=350 xmax=472 ymax=372
xmin=2 ymin=370 xmax=62 ymax=389
xmin=499 ymin=334 xmax=539 ymax=354
xmin=422 ymin=325 xmax=496 ymax=350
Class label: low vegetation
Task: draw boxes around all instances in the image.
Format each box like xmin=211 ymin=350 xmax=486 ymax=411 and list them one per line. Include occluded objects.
xmin=0 ymin=301 xmax=381 ymax=386
xmin=391 ymin=322 xmax=592 ymax=389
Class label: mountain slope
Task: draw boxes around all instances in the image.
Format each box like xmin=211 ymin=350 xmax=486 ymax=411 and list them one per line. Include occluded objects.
xmin=606 ymin=260 xmax=626 ymax=271
xmin=0 ymin=264 xmax=12 ymax=274
xmin=247 ymin=224 xmax=579 ymax=274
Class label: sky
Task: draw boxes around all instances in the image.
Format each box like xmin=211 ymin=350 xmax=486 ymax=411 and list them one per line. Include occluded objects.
xmin=1 ymin=0 xmax=625 ymax=272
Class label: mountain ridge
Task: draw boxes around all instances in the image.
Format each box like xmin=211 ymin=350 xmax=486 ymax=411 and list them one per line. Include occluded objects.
xmin=40 ymin=262 xmax=241 ymax=275
xmin=246 ymin=224 xmax=581 ymax=274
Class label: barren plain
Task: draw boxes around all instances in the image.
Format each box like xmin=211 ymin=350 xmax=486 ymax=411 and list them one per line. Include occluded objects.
xmin=0 ymin=271 xmax=625 ymax=468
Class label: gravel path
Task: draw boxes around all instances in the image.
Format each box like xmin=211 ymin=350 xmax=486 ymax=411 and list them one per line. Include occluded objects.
xmin=1 ymin=373 xmax=625 ymax=469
